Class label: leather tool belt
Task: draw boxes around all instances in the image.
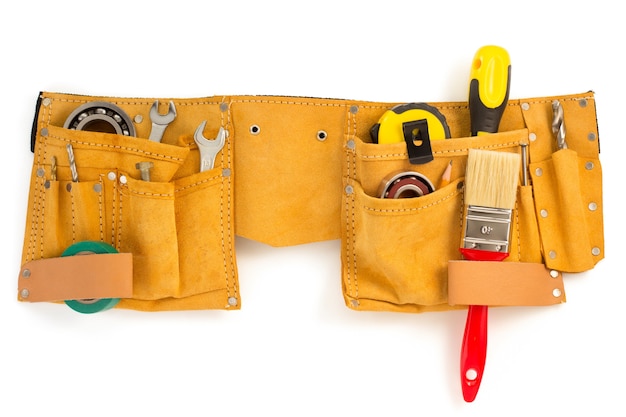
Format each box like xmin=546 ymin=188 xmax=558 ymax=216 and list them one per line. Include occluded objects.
xmin=18 ymin=91 xmax=603 ymax=312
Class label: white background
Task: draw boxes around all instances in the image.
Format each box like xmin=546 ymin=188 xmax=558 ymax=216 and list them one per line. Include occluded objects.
xmin=2 ymin=1 xmax=624 ymax=416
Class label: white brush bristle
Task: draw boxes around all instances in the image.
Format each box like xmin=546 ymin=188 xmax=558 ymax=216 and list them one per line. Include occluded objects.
xmin=464 ymin=149 xmax=520 ymax=209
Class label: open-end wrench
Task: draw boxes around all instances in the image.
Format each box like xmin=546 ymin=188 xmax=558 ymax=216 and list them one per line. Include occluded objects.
xmin=194 ymin=121 xmax=226 ymax=172
xmin=148 ymin=100 xmax=177 ymax=142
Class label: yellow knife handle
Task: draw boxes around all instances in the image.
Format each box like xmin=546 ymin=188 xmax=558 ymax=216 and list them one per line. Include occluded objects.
xmin=469 ymin=45 xmax=511 ymax=136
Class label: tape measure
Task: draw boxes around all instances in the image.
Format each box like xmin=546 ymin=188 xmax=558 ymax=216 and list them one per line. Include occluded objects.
xmin=64 ymin=101 xmax=136 ymax=137
xmin=61 ymin=241 xmax=121 ymax=314
xmin=370 ymin=103 xmax=450 ymax=165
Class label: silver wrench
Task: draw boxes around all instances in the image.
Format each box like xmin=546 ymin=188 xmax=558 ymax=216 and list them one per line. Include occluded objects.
xmin=148 ymin=100 xmax=177 ymax=142
xmin=194 ymin=121 xmax=226 ymax=172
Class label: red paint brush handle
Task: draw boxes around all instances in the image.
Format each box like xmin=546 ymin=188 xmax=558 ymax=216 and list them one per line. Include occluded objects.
xmin=460 ymin=304 xmax=488 ymax=402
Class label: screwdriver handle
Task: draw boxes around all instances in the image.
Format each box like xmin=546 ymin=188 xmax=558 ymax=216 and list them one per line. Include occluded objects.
xmin=469 ymin=45 xmax=511 ymax=136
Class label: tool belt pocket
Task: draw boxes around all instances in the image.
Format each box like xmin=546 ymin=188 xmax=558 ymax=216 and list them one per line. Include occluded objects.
xmin=22 ymin=117 xmax=239 ymax=311
xmin=530 ymin=148 xmax=604 ymax=272
xmin=341 ymin=129 xmax=533 ymax=313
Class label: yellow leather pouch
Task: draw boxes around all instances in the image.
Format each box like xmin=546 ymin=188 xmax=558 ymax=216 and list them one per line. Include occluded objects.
xmin=18 ymin=91 xmax=603 ymax=312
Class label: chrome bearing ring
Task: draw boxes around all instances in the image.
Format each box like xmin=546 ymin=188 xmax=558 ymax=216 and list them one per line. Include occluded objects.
xmin=63 ymin=101 xmax=136 ymax=137
xmin=379 ymin=171 xmax=435 ymax=199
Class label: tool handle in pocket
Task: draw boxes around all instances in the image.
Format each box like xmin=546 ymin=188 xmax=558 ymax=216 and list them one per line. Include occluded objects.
xmin=469 ymin=45 xmax=511 ymax=136
xmin=460 ymin=304 xmax=488 ymax=403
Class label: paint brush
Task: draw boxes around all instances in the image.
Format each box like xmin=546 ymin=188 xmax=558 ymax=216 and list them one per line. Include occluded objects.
xmin=459 ymin=148 xmax=520 ymax=402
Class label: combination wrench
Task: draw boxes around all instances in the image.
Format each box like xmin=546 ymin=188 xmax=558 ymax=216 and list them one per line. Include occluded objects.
xmin=194 ymin=121 xmax=226 ymax=172
xmin=148 ymin=100 xmax=177 ymax=142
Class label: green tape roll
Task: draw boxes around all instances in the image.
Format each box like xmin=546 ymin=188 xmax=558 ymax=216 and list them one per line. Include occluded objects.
xmin=61 ymin=241 xmax=121 ymax=314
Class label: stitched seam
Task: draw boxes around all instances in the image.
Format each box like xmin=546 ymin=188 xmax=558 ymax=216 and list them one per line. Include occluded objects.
xmin=116 ymin=182 xmax=123 ymax=250
xmin=174 ymin=176 xmax=221 ymax=193
xmin=349 ymin=110 xmax=359 ymax=300
xmin=515 ymin=199 xmax=521 ymax=261
xmin=47 ymin=134 xmax=186 ymax=162
xmin=97 ymin=176 xmax=104 ymax=242
xmin=363 ymin=189 xmax=459 ymax=213
xmin=70 ymin=186 xmax=76 ymax=244
xmin=359 ymin=141 xmax=523 ymax=160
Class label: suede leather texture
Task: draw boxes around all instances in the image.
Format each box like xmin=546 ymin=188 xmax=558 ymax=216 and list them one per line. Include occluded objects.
xmin=20 ymin=92 xmax=603 ymax=312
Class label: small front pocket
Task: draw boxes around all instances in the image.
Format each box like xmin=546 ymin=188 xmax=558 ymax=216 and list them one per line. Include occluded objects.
xmin=174 ymin=168 xmax=239 ymax=308
xmin=116 ymin=175 xmax=179 ymax=300
xmin=342 ymin=179 xmax=464 ymax=310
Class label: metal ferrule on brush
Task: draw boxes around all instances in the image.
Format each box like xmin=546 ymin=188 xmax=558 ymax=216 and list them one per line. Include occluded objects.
xmin=463 ymin=205 xmax=512 ymax=253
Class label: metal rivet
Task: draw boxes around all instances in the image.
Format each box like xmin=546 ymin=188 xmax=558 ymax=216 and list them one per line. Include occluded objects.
xmin=350 ymin=105 xmax=359 ymax=114
xmin=107 ymin=172 xmax=116 ymax=181
xmin=466 ymin=369 xmax=478 ymax=381
xmin=553 ymin=288 xmax=562 ymax=298
xmin=42 ymin=98 xmax=52 ymax=107
xmin=535 ymin=168 xmax=543 ymax=177
xmin=22 ymin=269 xmax=31 ymax=278
xmin=457 ymin=181 xmax=465 ymax=190
xmin=134 ymin=114 xmax=143 ymax=124
xmin=228 ymin=297 xmax=238 ymax=306
xmin=529 ymin=133 xmax=537 ymax=142
xmin=347 ymin=139 xmax=355 ymax=150
xmin=249 ymin=125 xmax=260 ymax=135
xmin=66 ymin=183 xmax=72 ymax=192
xmin=550 ymin=270 xmax=559 ymax=278
xmin=549 ymin=250 xmax=557 ymax=259
xmin=585 ymin=161 xmax=594 ymax=170
xmin=317 ymin=130 xmax=327 ymax=141
xmin=540 ymin=209 xmax=548 ymax=218
xmin=44 ymin=180 xmax=51 ymax=189
xmin=220 ymin=102 xmax=229 ymax=112
xmin=588 ymin=202 xmax=597 ymax=211
xmin=222 ymin=168 xmax=231 ymax=177
xmin=579 ymin=99 xmax=588 ymax=108
xmin=521 ymin=102 xmax=530 ymax=111
xmin=119 ymin=175 xmax=128 ymax=185
xmin=40 ymin=128 xmax=48 ymax=137
xmin=36 ymin=168 xmax=45 ymax=177
xmin=21 ymin=289 xmax=29 ymax=299
xmin=93 ymin=184 xmax=102 ymax=193
xmin=588 ymin=132 xmax=597 ymax=141
xmin=592 ymin=247 xmax=601 ymax=256
xmin=345 ymin=185 xmax=354 ymax=195
xmin=350 ymin=299 xmax=360 ymax=308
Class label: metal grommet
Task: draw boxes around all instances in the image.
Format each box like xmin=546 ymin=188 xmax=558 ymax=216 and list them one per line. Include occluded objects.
xmin=588 ymin=132 xmax=597 ymax=141
xmin=540 ymin=209 xmax=548 ymax=218
xmin=222 ymin=168 xmax=232 ymax=177
xmin=592 ymin=247 xmax=601 ymax=256
xmin=44 ymin=180 xmax=51 ymax=189
xmin=588 ymin=202 xmax=598 ymax=211
xmin=220 ymin=102 xmax=229 ymax=112
xmin=457 ymin=181 xmax=465 ymax=190
xmin=317 ymin=130 xmax=327 ymax=141
xmin=66 ymin=183 xmax=73 ymax=192
xmin=585 ymin=161 xmax=594 ymax=170
xmin=350 ymin=105 xmax=359 ymax=114
xmin=550 ymin=270 xmax=559 ymax=278
xmin=22 ymin=269 xmax=31 ymax=278
xmin=346 ymin=139 xmax=355 ymax=150
xmin=228 ymin=297 xmax=238 ymax=306
xmin=535 ymin=168 xmax=543 ymax=177
xmin=345 ymin=185 xmax=354 ymax=195
xmin=579 ymin=99 xmax=588 ymax=108
xmin=134 ymin=114 xmax=143 ymax=124
xmin=20 ymin=289 xmax=30 ymax=299
xmin=93 ymin=183 xmax=102 ymax=193
xmin=40 ymin=128 xmax=49 ymax=137
xmin=36 ymin=168 xmax=45 ymax=177
xmin=119 ymin=175 xmax=128 ymax=185
xmin=249 ymin=125 xmax=260 ymax=135
xmin=549 ymin=250 xmax=557 ymax=259
xmin=552 ymin=288 xmax=562 ymax=298
xmin=521 ymin=102 xmax=530 ymax=111
xmin=350 ymin=299 xmax=360 ymax=308
xmin=107 ymin=171 xmax=117 ymax=181
xmin=529 ymin=133 xmax=537 ymax=142
xmin=42 ymin=97 xmax=52 ymax=107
